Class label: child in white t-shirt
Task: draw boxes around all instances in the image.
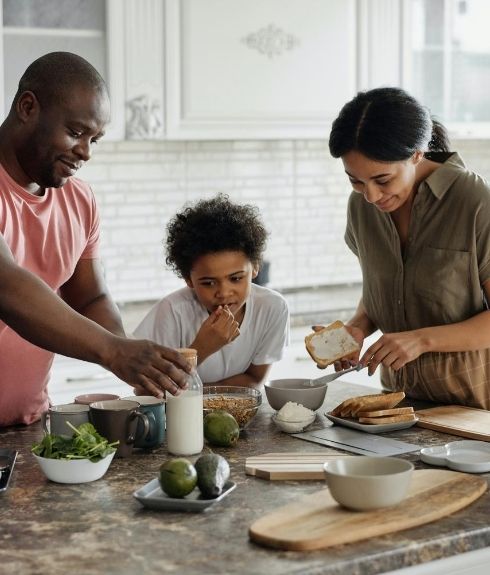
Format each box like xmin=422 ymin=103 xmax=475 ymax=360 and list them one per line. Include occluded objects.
xmin=134 ymin=194 xmax=289 ymax=387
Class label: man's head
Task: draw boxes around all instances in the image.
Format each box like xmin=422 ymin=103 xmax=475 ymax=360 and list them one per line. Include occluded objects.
xmin=7 ymin=52 xmax=110 ymax=189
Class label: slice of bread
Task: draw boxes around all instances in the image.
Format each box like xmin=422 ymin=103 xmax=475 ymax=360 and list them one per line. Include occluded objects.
xmin=305 ymin=321 xmax=360 ymax=369
xmin=349 ymin=392 xmax=405 ymax=417
xmin=330 ymin=391 xmax=405 ymax=418
xmin=358 ymin=413 xmax=417 ymax=425
xmin=356 ymin=406 xmax=414 ymax=418
xmin=336 ymin=398 xmax=359 ymax=418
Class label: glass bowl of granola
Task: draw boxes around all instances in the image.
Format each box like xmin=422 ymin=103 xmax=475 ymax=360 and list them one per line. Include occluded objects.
xmin=203 ymin=386 xmax=262 ymax=430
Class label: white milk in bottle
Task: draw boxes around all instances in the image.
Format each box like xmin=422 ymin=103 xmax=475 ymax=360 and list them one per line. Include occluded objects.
xmin=165 ymin=348 xmax=203 ymax=455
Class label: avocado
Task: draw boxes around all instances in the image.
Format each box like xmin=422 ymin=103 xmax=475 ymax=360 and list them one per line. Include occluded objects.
xmin=159 ymin=458 xmax=197 ymax=498
xmin=194 ymin=453 xmax=230 ymax=498
xmin=203 ymin=410 xmax=240 ymax=447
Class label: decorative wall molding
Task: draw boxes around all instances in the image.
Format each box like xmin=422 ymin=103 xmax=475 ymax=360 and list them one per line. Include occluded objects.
xmin=123 ymin=0 xmax=164 ymax=140
xmin=241 ymin=23 xmax=300 ymax=58
xmin=126 ymin=94 xmax=163 ymax=139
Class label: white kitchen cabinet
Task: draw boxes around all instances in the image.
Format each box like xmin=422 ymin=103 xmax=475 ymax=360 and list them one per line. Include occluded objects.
xmin=0 ymin=0 xmax=125 ymax=139
xmin=0 ymin=0 xmax=411 ymax=141
xmin=165 ymin=0 xmax=357 ymax=139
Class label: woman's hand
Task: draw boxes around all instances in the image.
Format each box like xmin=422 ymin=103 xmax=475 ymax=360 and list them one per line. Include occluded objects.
xmin=360 ymin=330 xmax=426 ymax=375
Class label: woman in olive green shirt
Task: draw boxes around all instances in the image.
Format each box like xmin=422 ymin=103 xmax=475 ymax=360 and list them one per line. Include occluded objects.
xmin=329 ymin=87 xmax=490 ymax=409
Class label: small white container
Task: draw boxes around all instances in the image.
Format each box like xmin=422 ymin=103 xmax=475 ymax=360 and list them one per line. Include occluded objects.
xmin=324 ymin=456 xmax=414 ymax=510
xmin=272 ymin=413 xmax=315 ymax=433
xmin=33 ymin=452 xmax=115 ymax=484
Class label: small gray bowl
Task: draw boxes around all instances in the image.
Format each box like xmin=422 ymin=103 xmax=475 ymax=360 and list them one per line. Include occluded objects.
xmin=264 ymin=379 xmax=327 ymax=411
xmin=324 ymin=456 xmax=414 ymax=510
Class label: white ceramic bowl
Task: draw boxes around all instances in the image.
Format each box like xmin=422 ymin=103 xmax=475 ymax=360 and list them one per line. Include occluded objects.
xmin=272 ymin=413 xmax=316 ymax=433
xmin=324 ymin=456 xmax=414 ymax=510
xmin=33 ymin=452 xmax=115 ymax=484
xmin=264 ymin=379 xmax=327 ymax=411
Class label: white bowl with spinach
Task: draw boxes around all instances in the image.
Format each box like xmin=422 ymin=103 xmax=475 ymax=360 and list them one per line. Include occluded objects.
xmin=31 ymin=422 xmax=118 ymax=484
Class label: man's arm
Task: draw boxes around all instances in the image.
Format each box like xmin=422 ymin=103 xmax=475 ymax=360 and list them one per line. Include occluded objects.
xmin=0 ymin=236 xmax=190 ymax=396
xmin=59 ymin=258 xmax=126 ymax=337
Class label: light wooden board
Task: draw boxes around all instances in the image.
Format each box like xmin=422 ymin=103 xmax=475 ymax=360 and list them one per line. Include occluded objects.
xmin=249 ymin=469 xmax=487 ymax=551
xmin=245 ymin=452 xmax=352 ymax=480
xmin=416 ymin=405 xmax=490 ymax=441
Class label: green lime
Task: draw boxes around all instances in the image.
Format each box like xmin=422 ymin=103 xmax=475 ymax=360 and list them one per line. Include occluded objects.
xmin=159 ymin=458 xmax=197 ymax=498
xmin=203 ymin=410 xmax=240 ymax=447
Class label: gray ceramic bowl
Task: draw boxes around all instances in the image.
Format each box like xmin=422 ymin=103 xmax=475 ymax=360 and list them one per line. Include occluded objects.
xmin=264 ymin=378 xmax=327 ymax=411
xmin=324 ymin=456 xmax=414 ymax=510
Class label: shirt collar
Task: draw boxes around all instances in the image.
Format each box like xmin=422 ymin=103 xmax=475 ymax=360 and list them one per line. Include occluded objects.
xmin=422 ymin=152 xmax=465 ymax=199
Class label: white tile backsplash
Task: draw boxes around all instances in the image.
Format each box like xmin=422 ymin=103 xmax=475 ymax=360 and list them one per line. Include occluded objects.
xmin=78 ymin=138 xmax=490 ymax=315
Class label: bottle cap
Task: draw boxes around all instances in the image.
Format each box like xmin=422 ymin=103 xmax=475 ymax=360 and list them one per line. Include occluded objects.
xmin=177 ymin=348 xmax=198 ymax=359
xmin=177 ymin=348 xmax=198 ymax=368
xmin=177 ymin=348 xmax=197 ymax=369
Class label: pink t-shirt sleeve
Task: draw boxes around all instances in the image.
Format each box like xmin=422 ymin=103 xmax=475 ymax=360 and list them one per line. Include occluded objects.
xmin=80 ymin=188 xmax=100 ymax=259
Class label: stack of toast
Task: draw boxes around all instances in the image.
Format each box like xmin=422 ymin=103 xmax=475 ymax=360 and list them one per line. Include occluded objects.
xmin=330 ymin=392 xmax=416 ymax=425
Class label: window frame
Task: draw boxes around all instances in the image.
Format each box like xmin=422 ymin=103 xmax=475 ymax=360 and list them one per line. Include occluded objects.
xmin=401 ymin=0 xmax=490 ymax=139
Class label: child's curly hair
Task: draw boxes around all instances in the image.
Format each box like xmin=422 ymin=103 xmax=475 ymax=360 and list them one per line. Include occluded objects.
xmin=165 ymin=194 xmax=268 ymax=279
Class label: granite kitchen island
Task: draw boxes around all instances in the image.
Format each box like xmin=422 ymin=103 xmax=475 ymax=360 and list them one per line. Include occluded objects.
xmin=1 ymin=381 xmax=489 ymax=575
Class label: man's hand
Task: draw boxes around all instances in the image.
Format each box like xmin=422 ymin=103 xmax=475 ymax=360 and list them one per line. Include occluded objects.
xmin=104 ymin=338 xmax=191 ymax=398
xmin=191 ymin=306 xmax=240 ymax=362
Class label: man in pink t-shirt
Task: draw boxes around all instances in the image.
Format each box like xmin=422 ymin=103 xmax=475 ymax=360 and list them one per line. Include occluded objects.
xmin=0 ymin=52 xmax=190 ymax=427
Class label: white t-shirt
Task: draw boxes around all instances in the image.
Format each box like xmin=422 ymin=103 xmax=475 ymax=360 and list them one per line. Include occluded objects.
xmin=133 ymin=284 xmax=289 ymax=383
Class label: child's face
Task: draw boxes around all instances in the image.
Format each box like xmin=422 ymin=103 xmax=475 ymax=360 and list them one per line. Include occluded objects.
xmin=185 ymin=251 xmax=258 ymax=317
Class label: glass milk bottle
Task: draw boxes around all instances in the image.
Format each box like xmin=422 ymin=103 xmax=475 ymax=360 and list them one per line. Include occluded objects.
xmin=165 ymin=348 xmax=204 ymax=455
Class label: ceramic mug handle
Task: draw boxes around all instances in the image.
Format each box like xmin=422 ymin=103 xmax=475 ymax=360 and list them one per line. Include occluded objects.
xmin=41 ymin=411 xmax=50 ymax=434
xmin=127 ymin=411 xmax=150 ymax=443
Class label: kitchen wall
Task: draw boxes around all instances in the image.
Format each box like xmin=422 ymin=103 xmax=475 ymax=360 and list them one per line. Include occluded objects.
xmin=80 ymin=137 xmax=490 ymax=315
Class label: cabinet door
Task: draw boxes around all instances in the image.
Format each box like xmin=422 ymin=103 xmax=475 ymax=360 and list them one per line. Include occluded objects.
xmin=165 ymin=0 xmax=357 ymax=139
xmin=0 ymin=0 xmax=124 ymax=140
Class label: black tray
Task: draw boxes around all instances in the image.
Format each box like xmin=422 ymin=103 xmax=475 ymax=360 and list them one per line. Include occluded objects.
xmin=0 ymin=448 xmax=18 ymax=493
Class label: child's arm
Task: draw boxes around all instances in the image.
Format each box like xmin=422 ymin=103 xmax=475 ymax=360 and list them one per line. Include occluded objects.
xmin=207 ymin=363 xmax=271 ymax=388
xmin=191 ymin=306 xmax=240 ymax=364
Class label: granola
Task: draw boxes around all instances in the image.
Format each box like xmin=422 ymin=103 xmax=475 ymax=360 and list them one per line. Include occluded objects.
xmin=203 ymin=395 xmax=257 ymax=428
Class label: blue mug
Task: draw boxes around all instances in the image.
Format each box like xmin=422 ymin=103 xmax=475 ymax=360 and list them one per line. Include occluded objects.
xmin=122 ymin=396 xmax=165 ymax=448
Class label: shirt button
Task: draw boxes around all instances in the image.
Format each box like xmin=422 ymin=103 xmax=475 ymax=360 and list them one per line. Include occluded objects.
xmin=398 ymin=300 xmax=402 ymax=305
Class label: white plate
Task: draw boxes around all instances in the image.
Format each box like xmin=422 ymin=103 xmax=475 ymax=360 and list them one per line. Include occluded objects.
xmin=133 ymin=478 xmax=236 ymax=512
xmin=325 ymin=413 xmax=419 ymax=434
xmin=420 ymin=440 xmax=490 ymax=473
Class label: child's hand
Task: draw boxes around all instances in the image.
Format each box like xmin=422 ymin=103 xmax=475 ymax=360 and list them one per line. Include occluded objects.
xmin=192 ymin=306 xmax=240 ymax=361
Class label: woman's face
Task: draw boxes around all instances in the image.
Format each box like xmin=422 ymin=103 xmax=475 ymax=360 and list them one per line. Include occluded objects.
xmin=186 ymin=251 xmax=258 ymax=319
xmin=341 ymin=150 xmax=421 ymax=213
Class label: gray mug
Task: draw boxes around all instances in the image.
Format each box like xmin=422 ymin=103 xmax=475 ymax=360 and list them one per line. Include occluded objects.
xmin=89 ymin=400 xmax=150 ymax=458
xmin=122 ymin=396 xmax=165 ymax=449
xmin=41 ymin=404 xmax=90 ymax=437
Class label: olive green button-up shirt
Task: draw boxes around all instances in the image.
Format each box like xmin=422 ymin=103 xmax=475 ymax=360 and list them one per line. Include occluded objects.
xmin=345 ymin=152 xmax=490 ymax=408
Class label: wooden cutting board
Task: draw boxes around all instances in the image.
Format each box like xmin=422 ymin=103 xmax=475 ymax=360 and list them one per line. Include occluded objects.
xmin=416 ymin=405 xmax=490 ymax=441
xmin=249 ymin=469 xmax=486 ymax=551
xmin=245 ymin=452 xmax=352 ymax=480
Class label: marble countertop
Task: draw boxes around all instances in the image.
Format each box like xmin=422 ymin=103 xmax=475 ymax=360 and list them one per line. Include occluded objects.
xmin=1 ymin=381 xmax=489 ymax=575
